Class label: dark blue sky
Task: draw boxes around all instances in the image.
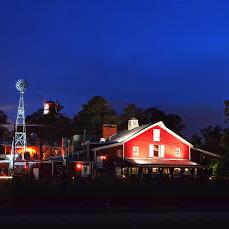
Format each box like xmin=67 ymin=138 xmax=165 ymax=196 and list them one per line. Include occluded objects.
xmin=0 ymin=0 xmax=228 ymax=135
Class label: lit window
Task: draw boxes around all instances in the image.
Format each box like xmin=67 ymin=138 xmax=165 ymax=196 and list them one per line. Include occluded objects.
xmin=175 ymin=148 xmax=181 ymax=157
xmin=153 ymin=129 xmax=160 ymax=141
xmin=133 ymin=147 xmax=139 ymax=156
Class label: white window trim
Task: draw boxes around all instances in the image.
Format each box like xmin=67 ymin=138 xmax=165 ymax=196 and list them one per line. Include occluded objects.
xmin=175 ymin=148 xmax=181 ymax=157
xmin=149 ymin=144 xmax=154 ymax=158
xmin=133 ymin=146 xmax=139 ymax=156
xmin=159 ymin=145 xmax=165 ymax=158
xmin=153 ymin=129 xmax=160 ymax=142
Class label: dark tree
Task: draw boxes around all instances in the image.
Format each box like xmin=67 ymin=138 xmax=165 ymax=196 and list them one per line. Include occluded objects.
xmin=118 ymin=105 xmax=185 ymax=134
xmin=208 ymin=101 xmax=229 ymax=178
xmin=224 ymin=100 xmax=229 ymax=123
xmin=200 ymin=125 xmax=223 ymax=154
xmin=26 ymin=102 xmax=73 ymax=142
xmin=0 ymin=110 xmax=7 ymax=124
xmin=222 ymin=100 xmax=229 ymax=157
xmin=26 ymin=108 xmax=44 ymax=124
xmin=164 ymin=114 xmax=185 ymax=135
xmin=119 ymin=104 xmax=144 ymax=130
xmin=26 ymin=107 xmax=72 ymax=129
xmin=190 ymin=134 xmax=204 ymax=149
xmin=27 ymin=110 xmax=70 ymax=128
xmin=0 ymin=110 xmax=8 ymax=143
xmin=122 ymin=104 xmax=144 ymax=119
xmin=73 ymin=96 xmax=119 ymax=135
xmin=142 ymin=108 xmax=166 ymax=124
xmin=222 ymin=128 xmax=229 ymax=158
xmin=142 ymin=108 xmax=185 ymax=134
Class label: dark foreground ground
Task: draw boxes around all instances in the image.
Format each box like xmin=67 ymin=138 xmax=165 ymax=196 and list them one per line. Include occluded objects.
xmin=1 ymin=178 xmax=229 ymax=228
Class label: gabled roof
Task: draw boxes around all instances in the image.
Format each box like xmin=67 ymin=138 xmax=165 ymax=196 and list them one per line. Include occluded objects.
xmin=92 ymin=142 xmax=123 ymax=151
xmin=110 ymin=124 xmax=151 ymax=142
xmin=112 ymin=121 xmax=193 ymax=147
xmin=93 ymin=121 xmax=193 ymax=151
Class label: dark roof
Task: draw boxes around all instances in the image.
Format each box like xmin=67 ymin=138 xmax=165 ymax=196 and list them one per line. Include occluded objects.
xmin=191 ymin=147 xmax=222 ymax=158
xmin=110 ymin=124 xmax=151 ymax=142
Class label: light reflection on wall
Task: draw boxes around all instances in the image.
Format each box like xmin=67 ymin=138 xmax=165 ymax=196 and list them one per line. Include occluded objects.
xmin=3 ymin=145 xmax=62 ymax=160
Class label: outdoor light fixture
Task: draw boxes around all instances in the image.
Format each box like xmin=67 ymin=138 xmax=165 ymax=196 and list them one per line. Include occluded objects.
xmin=76 ymin=163 xmax=82 ymax=170
xmin=101 ymin=156 xmax=107 ymax=160
xmin=0 ymin=176 xmax=13 ymax=180
xmin=24 ymin=162 xmax=29 ymax=171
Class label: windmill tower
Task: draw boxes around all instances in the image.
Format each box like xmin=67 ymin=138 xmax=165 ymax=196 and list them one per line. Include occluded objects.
xmin=11 ymin=79 xmax=28 ymax=165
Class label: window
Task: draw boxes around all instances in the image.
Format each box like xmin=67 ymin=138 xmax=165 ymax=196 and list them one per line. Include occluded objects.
xmin=132 ymin=120 xmax=137 ymax=126
xmin=153 ymin=145 xmax=159 ymax=157
xmin=153 ymin=129 xmax=160 ymax=141
xmin=175 ymin=148 xmax=181 ymax=157
xmin=149 ymin=145 xmax=164 ymax=158
xmin=133 ymin=146 xmax=139 ymax=156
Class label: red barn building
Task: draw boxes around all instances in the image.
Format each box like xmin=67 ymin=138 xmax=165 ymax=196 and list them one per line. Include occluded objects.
xmin=93 ymin=119 xmax=205 ymax=177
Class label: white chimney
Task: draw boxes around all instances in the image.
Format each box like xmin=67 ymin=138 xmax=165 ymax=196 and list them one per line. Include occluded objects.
xmin=128 ymin=117 xmax=139 ymax=130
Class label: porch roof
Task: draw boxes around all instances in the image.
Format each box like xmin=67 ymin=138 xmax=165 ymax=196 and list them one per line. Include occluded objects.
xmin=125 ymin=158 xmax=203 ymax=168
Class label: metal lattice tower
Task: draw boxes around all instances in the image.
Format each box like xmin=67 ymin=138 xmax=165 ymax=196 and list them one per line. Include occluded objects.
xmin=11 ymin=79 xmax=28 ymax=162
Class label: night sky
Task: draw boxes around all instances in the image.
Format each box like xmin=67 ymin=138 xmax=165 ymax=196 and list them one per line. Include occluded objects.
xmin=0 ymin=0 xmax=229 ymax=136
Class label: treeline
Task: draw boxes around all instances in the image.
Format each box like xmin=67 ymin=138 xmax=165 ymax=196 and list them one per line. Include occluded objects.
xmin=191 ymin=101 xmax=229 ymax=157
xmin=25 ymin=96 xmax=185 ymax=135
xmin=1 ymin=96 xmax=229 ymax=157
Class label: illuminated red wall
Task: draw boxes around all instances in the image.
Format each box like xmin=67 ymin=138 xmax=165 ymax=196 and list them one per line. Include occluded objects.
xmin=124 ymin=125 xmax=190 ymax=160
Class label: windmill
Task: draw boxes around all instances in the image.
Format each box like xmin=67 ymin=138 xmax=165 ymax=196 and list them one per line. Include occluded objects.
xmin=10 ymin=79 xmax=28 ymax=167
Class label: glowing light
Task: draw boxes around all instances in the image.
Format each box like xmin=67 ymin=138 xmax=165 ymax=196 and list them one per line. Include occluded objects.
xmin=24 ymin=163 xmax=29 ymax=170
xmin=76 ymin=163 xmax=82 ymax=170
xmin=153 ymin=168 xmax=157 ymax=173
xmin=16 ymin=146 xmax=38 ymax=156
xmin=101 ymin=156 xmax=107 ymax=160
xmin=0 ymin=176 xmax=13 ymax=180
xmin=44 ymin=102 xmax=50 ymax=115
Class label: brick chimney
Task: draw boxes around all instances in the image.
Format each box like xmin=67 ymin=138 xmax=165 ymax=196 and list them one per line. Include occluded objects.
xmin=102 ymin=124 xmax=117 ymax=139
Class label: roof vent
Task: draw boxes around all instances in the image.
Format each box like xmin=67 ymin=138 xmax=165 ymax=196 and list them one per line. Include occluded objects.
xmin=128 ymin=117 xmax=139 ymax=130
